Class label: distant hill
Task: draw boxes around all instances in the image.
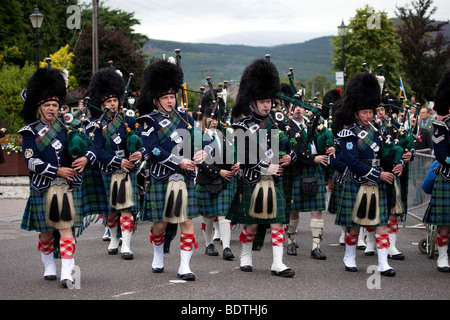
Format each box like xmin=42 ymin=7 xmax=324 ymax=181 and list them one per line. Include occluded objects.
xmin=142 ymin=36 xmax=334 ymax=89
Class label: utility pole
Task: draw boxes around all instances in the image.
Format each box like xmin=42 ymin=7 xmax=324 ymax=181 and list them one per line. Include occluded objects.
xmin=92 ymin=0 xmax=99 ymax=74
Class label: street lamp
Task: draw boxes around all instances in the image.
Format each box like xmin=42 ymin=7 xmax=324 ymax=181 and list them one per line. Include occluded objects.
xmin=29 ymin=6 xmax=44 ymax=68
xmin=337 ymin=19 xmax=349 ymax=90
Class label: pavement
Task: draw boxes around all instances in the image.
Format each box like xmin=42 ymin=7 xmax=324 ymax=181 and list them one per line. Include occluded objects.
xmin=0 ymin=176 xmax=448 ymax=303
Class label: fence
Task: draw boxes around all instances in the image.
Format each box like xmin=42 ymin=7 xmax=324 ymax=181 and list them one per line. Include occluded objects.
xmin=404 ymin=148 xmax=435 ymax=228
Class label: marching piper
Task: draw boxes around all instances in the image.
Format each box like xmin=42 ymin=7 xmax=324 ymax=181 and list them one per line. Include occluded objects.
xmin=334 ymin=72 xmax=401 ymax=276
xmin=227 ymin=58 xmax=294 ymax=277
xmin=423 ymin=69 xmax=450 ymax=272
xmin=196 ymin=90 xmax=239 ymax=260
xmin=137 ymin=59 xmax=199 ymax=281
xmin=19 ymin=67 xmax=94 ymax=287
xmin=87 ymin=68 xmax=146 ymax=260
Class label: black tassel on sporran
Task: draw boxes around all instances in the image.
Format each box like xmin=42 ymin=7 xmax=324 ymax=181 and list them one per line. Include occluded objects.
xmin=61 ymin=190 xmax=72 ymax=221
xmin=49 ymin=191 xmax=60 ymax=222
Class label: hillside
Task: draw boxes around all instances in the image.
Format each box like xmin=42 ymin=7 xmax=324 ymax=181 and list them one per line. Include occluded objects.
xmin=142 ymin=36 xmax=334 ymax=89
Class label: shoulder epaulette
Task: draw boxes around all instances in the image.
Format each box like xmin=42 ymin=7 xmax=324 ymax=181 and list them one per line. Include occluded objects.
xmin=337 ymin=128 xmax=356 ymax=138
xmin=18 ymin=121 xmax=39 ymax=134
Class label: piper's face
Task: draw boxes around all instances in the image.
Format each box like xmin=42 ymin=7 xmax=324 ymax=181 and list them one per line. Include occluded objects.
xmin=254 ymin=99 xmax=272 ymax=117
xmin=156 ymin=94 xmax=176 ymax=114
xmin=102 ymin=97 xmax=119 ymax=114
xmin=38 ymin=101 xmax=59 ymax=123
xmin=376 ymin=106 xmax=386 ymax=121
xmin=355 ymin=109 xmax=374 ymax=127
xmin=292 ymin=105 xmax=305 ymax=121
xmin=208 ymin=118 xmax=218 ymax=129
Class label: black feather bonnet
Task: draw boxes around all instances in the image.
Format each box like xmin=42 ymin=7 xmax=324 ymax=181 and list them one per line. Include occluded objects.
xmin=86 ymin=68 xmax=125 ymax=118
xmin=434 ymin=68 xmax=450 ymax=116
xmin=136 ymin=59 xmax=184 ymax=115
xmin=232 ymin=58 xmax=280 ymax=118
xmin=20 ymin=67 xmax=67 ymax=124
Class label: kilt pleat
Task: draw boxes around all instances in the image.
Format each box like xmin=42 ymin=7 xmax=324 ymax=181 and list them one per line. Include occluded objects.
xmin=21 ymin=186 xmax=83 ymax=233
xmin=81 ymin=164 xmax=108 ymax=217
xmin=196 ymin=177 xmax=238 ymax=217
xmin=423 ymin=173 xmax=450 ymax=225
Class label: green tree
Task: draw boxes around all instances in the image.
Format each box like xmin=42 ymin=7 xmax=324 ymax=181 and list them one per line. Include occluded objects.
xmin=331 ymin=5 xmax=403 ymax=93
xmin=395 ymin=0 xmax=450 ymax=102
xmin=0 ymin=62 xmax=35 ymax=132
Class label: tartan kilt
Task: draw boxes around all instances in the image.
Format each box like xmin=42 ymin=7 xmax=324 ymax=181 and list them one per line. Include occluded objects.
xmin=21 ymin=186 xmax=83 ymax=233
xmin=423 ymin=173 xmax=450 ymax=225
xmin=291 ymin=165 xmax=326 ymax=212
xmin=226 ymin=178 xmax=287 ymax=225
xmin=327 ymin=180 xmax=343 ymax=214
xmin=196 ymin=177 xmax=238 ymax=217
xmin=334 ymin=177 xmax=389 ymax=227
xmin=282 ymin=165 xmax=294 ymax=213
xmin=101 ymin=171 xmax=140 ymax=217
xmin=81 ymin=164 xmax=108 ymax=217
xmin=141 ymin=175 xmax=197 ymax=222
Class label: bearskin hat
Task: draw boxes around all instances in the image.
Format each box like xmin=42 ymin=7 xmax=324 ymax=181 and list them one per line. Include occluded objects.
xmin=381 ymin=93 xmax=401 ymax=115
xmin=322 ymin=88 xmax=342 ymax=119
xmin=136 ymin=59 xmax=184 ymax=115
xmin=86 ymin=68 xmax=125 ymax=119
xmin=202 ymin=89 xmax=219 ymax=119
xmin=434 ymin=68 xmax=450 ymax=116
xmin=231 ymin=58 xmax=280 ymax=118
xmin=20 ymin=67 xmax=67 ymax=124
xmin=338 ymin=72 xmax=381 ymax=121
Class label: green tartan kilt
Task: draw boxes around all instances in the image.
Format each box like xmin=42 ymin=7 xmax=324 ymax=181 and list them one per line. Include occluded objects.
xmin=328 ymin=180 xmax=343 ymax=214
xmin=141 ymin=175 xmax=197 ymax=222
xmin=196 ymin=177 xmax=238 ymax=217
xmin=282 ymin=165 xmax=294 ymax=213
xmin=334 ymin=177 xmax=389 ymax=228
xmin=21 ymin=186 xmax=83 ymax=233
xmin=423 ymin=173 xmax=450 ymax=225
xmin=291 ymin=165 xmax=326 ymax=212
xmin=101 ymin=171 xmax=140 ymax=217
xmin=226 ymin=178 xmax=287 ymax=225
xmin=81 ymin=164 xmax=108 ymax=217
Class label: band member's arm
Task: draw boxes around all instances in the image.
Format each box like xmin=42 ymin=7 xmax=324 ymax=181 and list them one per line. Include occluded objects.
xmin=20 ymin=130 xmax=58 ymax=179
xmin=432 ymin=121 xmax=450 ymax=167
xmin=340 ymin=135 xmax=380 ymax=182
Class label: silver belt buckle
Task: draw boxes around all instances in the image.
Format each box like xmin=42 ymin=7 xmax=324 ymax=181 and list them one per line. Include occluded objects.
xmin=115 ymin=150 xmax=125 ymax=157
xmin=51 ymin=177 xmax=68 ymax=186
xmin=372 ymin=159 xmax=380 ymax=167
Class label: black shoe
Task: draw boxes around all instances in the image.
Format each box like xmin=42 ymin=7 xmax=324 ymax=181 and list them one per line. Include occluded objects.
xmin=60 ymin=279 xmax=73 ymax=288
xmin=44 ymin=275 xmax=57 ymax=281
xmin=311 ymin=248 xmax=327 ymax=260
xmin=152 ymin=267 xmax=164 ymax=273
xmin=223 ymin=247 xmax=234 ymax=260
xmin=121 ymin=252 xmax=133 ymax=260
xmin=437 ymin=266 xmax=450 ymax=273
xmin=240 ymin=265 xmax=253 ymax=272
xmin=344 ymin=263 xmax=358 ymax=272
xmin=177 ymin=273 xmax=196 ymax=281
xmin=286 ymin=243 xmax=297 ymax=256
xmin=388 ymin=253 xmax=405 ymax=260
xmin=205 ymin=244 xmax=219 ymax=256
xmin=271 ymin=268 xmax=295 ymax=278
xmin=108 ymin=248 xmax=119 ymax=255
xmin=365 ymin=251 xmax=374 ymax=256
xmin=380 ymin=268 xmax=396 ymax=277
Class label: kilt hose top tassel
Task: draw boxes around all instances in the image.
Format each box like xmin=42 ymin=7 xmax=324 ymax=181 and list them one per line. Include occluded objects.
xmin=163 ymin=174 xmax=188 ymax=224
xmin=46 ymin=184 xmax=75 ymax=230
xmin=249 ymin=176 xmax=277 ymax=220
xmin=109 ymin=172 xmax=133 ymax=211
xmin=352 ymin=184 xmax=380 ymax=226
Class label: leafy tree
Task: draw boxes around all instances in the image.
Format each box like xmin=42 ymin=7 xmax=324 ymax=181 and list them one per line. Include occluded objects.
xmin=72 ymin=23 xmax=145 ymax=91
xmin=331 ymin=5 xmax=403 ymax=93
xmin=0 ymin=62 xmax=35 ymax=132
xmin=39 ymin=45 xmax=77 ymax=89
xmin=395 ymin=0 xmax=450 ymax=102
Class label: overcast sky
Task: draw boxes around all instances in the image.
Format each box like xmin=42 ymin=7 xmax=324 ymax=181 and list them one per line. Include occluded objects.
xmin=98 ymin=0 xmax=450 ymax=46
